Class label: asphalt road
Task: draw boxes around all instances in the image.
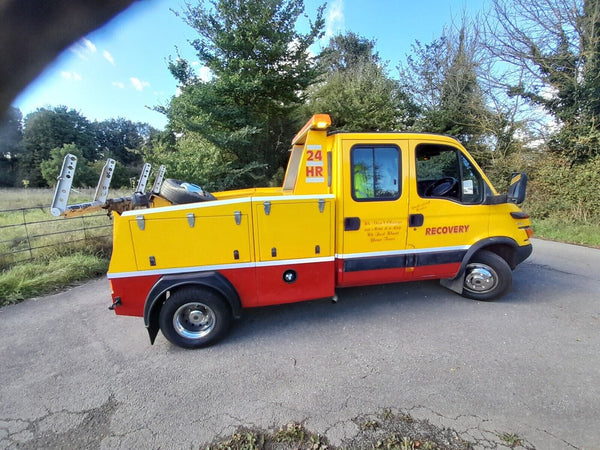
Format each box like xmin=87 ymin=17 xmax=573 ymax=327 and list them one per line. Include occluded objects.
xmin=1 ymin=238 xmax=599 ymax=449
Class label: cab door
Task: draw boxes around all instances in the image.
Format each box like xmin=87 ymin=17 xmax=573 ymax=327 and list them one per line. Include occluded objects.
xmin=406 ymin=140 xmax=490 ymax=280
xmin=337 ymin=139 xmax=411 ymax=287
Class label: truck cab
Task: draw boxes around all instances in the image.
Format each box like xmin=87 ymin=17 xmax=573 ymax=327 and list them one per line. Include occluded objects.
xmin=52 ymin=114 xmax=533 ymax=348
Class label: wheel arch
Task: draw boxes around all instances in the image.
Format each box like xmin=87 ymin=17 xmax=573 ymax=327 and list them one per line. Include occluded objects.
xmin=144 ymin=271 xmax=242 ymax=345
xmin=441 ymin=237 xmax=520 ymax=295
xmin=457 ymin=237 xmax=519 ymax=278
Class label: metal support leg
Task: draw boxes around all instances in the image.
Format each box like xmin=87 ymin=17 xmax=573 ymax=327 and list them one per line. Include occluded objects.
xmin=50 ymin=154 xmax=77 ymax=217
xmin=136 ymin=163 xmax=152 ymax=193
xmin=151 ymin=165 xmax=167 ymax=194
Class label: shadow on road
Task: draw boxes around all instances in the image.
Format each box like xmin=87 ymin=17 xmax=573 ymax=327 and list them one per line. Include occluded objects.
xmin=219 ymin=262 xmax=558 ymax=347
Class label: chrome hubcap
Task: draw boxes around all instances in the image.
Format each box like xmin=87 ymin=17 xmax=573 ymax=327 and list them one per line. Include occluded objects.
xmin=464 ymin=264 xmax=498 ymax=293
xmin=173 ymin=302 xmax=216 ymax=339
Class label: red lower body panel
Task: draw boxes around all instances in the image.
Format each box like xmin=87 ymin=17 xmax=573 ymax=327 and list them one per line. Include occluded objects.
xmin=412 ymin=262 xmax=461 ymax=280
xmin=109 ymin=274 xmax=160 ymax=317
xmin=108 ymin=259 xmax=336 ymax=316
xmin=252 ymin=260 xmax=335 ymax=307
xmin=336 ymin=259 xmax=461 ymax=288
xmin=219 ymin=267 xmax=258 ymax=307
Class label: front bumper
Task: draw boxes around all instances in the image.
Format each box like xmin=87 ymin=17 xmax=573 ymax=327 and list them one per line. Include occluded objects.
xmin=514 ymin=243 xmax=533 ymax=268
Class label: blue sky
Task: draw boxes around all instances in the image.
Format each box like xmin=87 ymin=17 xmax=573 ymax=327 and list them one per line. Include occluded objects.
xmin=12 ymin=0 xmax=489 ymax=130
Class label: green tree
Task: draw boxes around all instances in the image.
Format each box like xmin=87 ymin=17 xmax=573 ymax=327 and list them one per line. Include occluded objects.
xmin=401 ymin=26 xmax=492 ymax=151
xmin=318 ymin=32 xmax=381 ymax=73
xmin=20 ymin=106 xmax=96 ymax=187
xmin=487 ymin=0 xmax=600 ymax=162
xmin=306 ymin=61 xmax=417 ymax=131
xmin=40 ymin=143 xmax=98 ymax=187
xmin=0 ymin=106 xmax=22 ymax=186
xmin=92 ymin=118 xmax=159 ymax=187
xmin=145 ymin=131 xmax=264 ymax=192
xmin=306 ymin=32 xmax=418 ymax=131
xmin=165 ymin=0 xmax=325 ymax=184
xmin=93 ymin=118 xmax=149 ymax=166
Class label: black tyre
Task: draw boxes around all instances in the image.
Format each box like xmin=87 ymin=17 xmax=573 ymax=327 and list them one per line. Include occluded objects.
xmin=461 ymin=250 xmax=512 ymax=301
xmin=159 ymin=287 xmax=232 ymax=349
xmin=159 ymin=178 xmax=216 ymax=204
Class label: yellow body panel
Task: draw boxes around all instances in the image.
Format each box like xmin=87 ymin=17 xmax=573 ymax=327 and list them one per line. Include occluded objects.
xmin=253 ymin=196 xmax=334 ymax=261
xmin=109 ymin=200 xmax=254 ymax=274
xmin=490 ymin=203 xmax=533 ymax=247
xmin=406 ymin=137 xmax=489 ymax=251
xmin=337 ymin=137 xmax=410 ymax=256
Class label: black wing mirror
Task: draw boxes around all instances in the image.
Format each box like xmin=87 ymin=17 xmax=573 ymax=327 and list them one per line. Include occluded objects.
xmin=507 ymin=172 xmax=527 ymax=204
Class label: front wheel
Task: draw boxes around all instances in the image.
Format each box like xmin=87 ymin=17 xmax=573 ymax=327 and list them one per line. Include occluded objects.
xmin=461 ymin=250 xmax=512 ymax=301
xmin=159 ymin=287 xmax=232 ymax=349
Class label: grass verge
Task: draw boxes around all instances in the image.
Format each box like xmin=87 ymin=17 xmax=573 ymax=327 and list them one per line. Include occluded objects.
xmin=0 ymin=246 xmax=109 ymax=307
xmin=532 ymin=218 xmax=600 ymax=248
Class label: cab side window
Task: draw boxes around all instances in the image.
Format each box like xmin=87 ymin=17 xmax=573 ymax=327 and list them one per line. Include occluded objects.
xmin=416 ymin=144 xmax=483 ymax=204
xmin=351 ymin=146 xmax=400 ymax=201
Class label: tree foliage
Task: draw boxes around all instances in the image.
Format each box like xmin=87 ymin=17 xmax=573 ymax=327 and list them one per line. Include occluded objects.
xmin=144 ymin=131 xmax=266 ymax=191
xmin=487 ymin=0 xmax=600 ymax=162
xmin=318 ymin=32 xmax=381 ymax=73
xmin=1 ymin=106 xmax=157 ymax=188
xmin=307 ymin=60 xmax=417 ymax=132
xmin=40 ymin=143 xmax=98 ymax=187
xmin=306 ymin=32 xmax=417 ymax=131
xmin=0 ymin=106 xmax=22 ymax=186
xmin=94 ymin=118 xmax=148 ymax=165
xmin=19 ymin=106 xmax=96 ymax=187
xmin=165 ymin=0 xmax=325 ymax=184
xmin=401 ymin=26 xmax=492 ymax=150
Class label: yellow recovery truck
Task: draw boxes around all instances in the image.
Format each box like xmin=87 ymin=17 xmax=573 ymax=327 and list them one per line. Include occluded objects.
xmin=51 ymin=114 xmax=533 ymax=349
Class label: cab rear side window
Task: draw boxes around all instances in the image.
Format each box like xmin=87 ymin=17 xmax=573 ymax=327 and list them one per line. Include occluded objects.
xmin=351 ymin=146 xmax=401 ymax=201
xmin=416 ymin=144 xmax=483 ymax=204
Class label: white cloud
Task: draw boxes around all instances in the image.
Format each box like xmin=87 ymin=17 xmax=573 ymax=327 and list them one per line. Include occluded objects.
xmin=112 ymin=81 xmax=125 ymax=89
xmin=83 ymin=38 xmax=97 ymax=53
xmin=103 ymin=50 xmax=115 ymax=65
xmin=325 ymin=0 xmax=345 ymax=39
xmin=71 ymin=38 xmax=97 ymax=60
xmin=130 ymin=77 xmax=150 ymax=91
xmin=61 ymin=71 xmax=82 ymax=81
xmin=185 ymin=61 xmax=212 ymax=81
xmin=198 ymin=66 xmax=213 ymax=82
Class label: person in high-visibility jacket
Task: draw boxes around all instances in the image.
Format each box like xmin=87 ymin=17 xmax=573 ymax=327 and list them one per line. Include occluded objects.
xmin=353 ymin=163 xmax=374 ymax=198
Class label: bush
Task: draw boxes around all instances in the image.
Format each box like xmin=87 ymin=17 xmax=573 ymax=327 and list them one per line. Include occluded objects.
xmin=526 ymin=154 xmax=600 ymax=224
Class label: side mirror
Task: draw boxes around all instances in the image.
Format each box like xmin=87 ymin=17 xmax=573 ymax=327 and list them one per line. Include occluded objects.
xmin=507 ymin=172 xmax=527 ymax=204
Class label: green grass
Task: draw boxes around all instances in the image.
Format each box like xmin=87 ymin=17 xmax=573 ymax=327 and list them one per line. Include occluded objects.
xmin=0 ymin=187 xmax=116 ymax=268
xmin=532 ymin=217 xmax=600 ymax=248
xmin=499 ymin=432 xmax=523 ymax=448
xmin=0 ymin=251 xmax=109 ymax=306
xmin=0 ymin=187 xmax=122 ymax=305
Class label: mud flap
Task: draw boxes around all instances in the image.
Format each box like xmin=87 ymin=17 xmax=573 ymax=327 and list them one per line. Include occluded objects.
xmin=147 ymin=313 xmax=160 ymax=345
xmin=440 ymin=273 xmax=464 ymax=295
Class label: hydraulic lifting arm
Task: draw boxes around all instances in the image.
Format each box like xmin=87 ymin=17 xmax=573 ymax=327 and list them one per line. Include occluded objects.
xmin=50 ymin=153 xmax=165 ymax=217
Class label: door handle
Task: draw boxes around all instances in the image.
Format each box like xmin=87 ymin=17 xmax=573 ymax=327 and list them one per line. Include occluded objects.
xmin=409 ymin=214 xmax=424 ymax=227
xmin=344 ymin=217 xmax=361 ymax=231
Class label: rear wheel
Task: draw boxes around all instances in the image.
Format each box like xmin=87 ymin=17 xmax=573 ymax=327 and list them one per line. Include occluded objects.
xmin=159 ymin=287 xmax=231 ymax=349
xmin=461 ymin=250 xmax=512 ymax=301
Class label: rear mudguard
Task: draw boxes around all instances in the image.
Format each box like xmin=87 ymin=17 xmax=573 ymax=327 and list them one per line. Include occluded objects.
xmin=144 ymin=271 xmax=242 ymax=345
